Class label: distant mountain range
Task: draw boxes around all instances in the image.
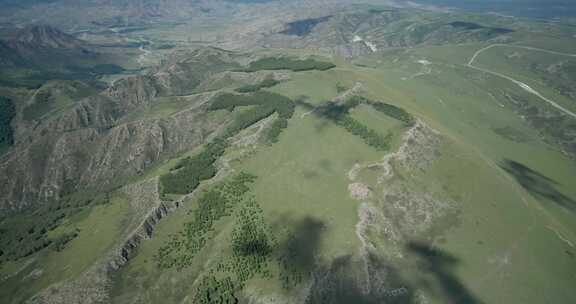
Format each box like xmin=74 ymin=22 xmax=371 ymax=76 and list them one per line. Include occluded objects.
xmin=0 ymin=25 xmax=93 ymax=68
xmin=414 ymin=0 xmax=576 ymax=19
xmin=14 ymin=25 xmax=87 ymax=49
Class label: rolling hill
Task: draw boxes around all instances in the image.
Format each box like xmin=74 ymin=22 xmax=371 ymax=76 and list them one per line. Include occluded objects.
xmin=0 ymin=1 xmax=576 ymax=304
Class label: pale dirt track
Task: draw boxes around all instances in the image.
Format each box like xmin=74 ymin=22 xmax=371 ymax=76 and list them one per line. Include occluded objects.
xmin=467 ymin=44 xmax=576 ymax=119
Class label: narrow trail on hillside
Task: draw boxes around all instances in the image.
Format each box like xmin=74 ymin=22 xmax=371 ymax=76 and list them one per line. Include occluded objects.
xmin=467 ymin=44 xmax=576 ymax=119
xmin=468 ymin=44 xmax=576 ymax=66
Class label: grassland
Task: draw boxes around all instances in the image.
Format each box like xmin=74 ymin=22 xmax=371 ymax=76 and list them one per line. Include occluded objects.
xmin=0 ymin=194 xmax=130 ymax=303
xmin=163 ymin=43 xmax=576 ymax=303
xmin=342 ymin=42 xmax=576 ymax=303
xmin=5 ymin=42 xmax=576 ymax=302
xmin=110 ymin=105 xmax=398 ymax=302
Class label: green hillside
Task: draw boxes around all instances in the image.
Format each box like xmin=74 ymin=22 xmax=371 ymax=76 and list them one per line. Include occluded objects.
xmin=1 ymin=2 xmax=576 ymax=304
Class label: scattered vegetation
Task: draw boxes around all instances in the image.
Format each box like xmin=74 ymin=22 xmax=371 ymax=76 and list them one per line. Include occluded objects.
xmin=155 ymin=173 xmax=257 ymax=270
xmin=192 ymin=276 xmax=238 ymax=304
xmin=0 ymin=96 xmax=16 ymax=149
xmin=159 ymin=173 xmax=285 ymax=301
xmin=336 ymin=82 xmax=348 ymax=93
xmin=228 ymin=198 xmax=275 ymax=284
xmin=238 ymin=57 xmax=335 ymax=72
xmin=0 ymin=192 xmax=110 ymax=265
xmin=265 ymin=118 xmax=288 ymax=144
xmin=52 ymin=231 xmax=79 ymax=252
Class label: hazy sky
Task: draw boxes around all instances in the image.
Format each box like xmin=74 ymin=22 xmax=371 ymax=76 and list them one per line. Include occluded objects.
xmin=1 ymin=0 xmax=575 ymax=19
xmin=413 ymin=0 xmax=576 ymax=18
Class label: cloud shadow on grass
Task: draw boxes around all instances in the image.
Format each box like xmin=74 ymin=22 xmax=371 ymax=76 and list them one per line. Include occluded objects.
xmin=273 ymin=219 xmax=482 ymax=304
xmin=407 ymin=241 xmax=483 ymax=304
xmin=500 ymin=159 xmax=576 ymax=212
xmin=276 ymin=217 xmax=325 ymax=275
xmin=305 ymin=253 xmax=415 ymax=304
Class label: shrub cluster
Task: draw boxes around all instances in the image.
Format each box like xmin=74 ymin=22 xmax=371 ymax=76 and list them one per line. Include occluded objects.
xmin=238 ymin=57 xmax=335 ymax=72
xmin=316 ymin=101 xmax=390 ymax=151
xmin=52 ymin=231 xmax=79 ymax=252
xmin=160 ymin=139 xmax=227 ymax=195
xmin=223 ymin=105 xmax=277 ymax=138
xmin=192 ymin=276 xmax=238 ymax=304
xmin=191 ymin=186 xmax=275 ymax=302
xmin=235 ymin=77 xmax=280 ymax=93
xmin=229 ymin=199 xmax=276 ymax=284
xmin=161 ymin=92 xmax=295 ymax=195
xmin=157 ymin=172 xmax=329 ymax=300
xmin=0 ymin=96 xmax=15 ymax=148
xmin=157 ymin=173 xmax=280 ymax=301
xmin=219 ymin=91 xmax=295 ymax=142
xmin=310 ymin=96 xmax=416 ymax=151
xmin=369 ymin=100 xmax=415 ymax=126
xmin=209 ymin=91 xmax=294 ymax=116
xmin=0 ymin=192 xmax=109 ymax=264
xmin=336 ymin=82 xmax=348 ymax=93
xmin=337 ymin=115 xmax=390 ymax=151
xmin=265 ymin=118 xmax=289 ymax=144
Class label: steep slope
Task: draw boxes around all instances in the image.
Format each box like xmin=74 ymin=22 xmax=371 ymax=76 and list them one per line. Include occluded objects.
xmin=0 ymin=47 xmax=245 ymax=213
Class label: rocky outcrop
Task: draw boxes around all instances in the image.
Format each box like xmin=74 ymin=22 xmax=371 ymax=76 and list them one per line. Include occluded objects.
xmin=104 ymin=76 xmax=158 ymax=108
xmin=27 ymin=178 xmax=168 ymax=304
xmin=348 ymin=121 xmax=458 ymax=258
xmin=110 ymin=200 xmax=177 ymax=270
